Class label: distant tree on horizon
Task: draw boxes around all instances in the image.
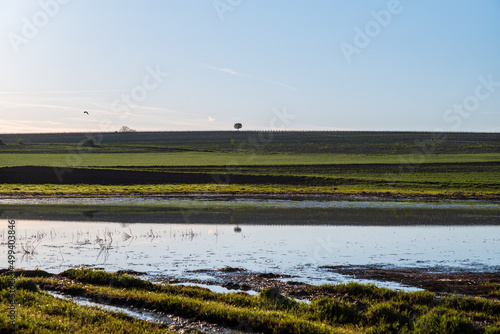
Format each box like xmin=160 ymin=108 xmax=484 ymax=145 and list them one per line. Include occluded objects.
xmin=119 ymin=126 xmax=137 ymax=132
xmin=0 ymin=138 xmax=5 ymax=145
xmin=234 ymin=123 xmax=242 ymax=131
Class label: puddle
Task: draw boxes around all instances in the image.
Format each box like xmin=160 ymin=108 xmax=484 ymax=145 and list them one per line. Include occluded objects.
xmin=1 ymin=196 xmax=500 ymax=210
xmin=47 ymin=291 xmax=169 ymax=323
xmin=170 ymin=281 xmax=312 ymax=304
xmin=171 ymin=282 xmax=259 ymax=296
xmin=47 ymin=291 xmax=256 ymax=333
xmin=278 ymin=276 xmax=424 ymax=293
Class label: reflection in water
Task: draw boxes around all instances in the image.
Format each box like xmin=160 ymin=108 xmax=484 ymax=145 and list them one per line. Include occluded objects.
xmin=95 ymin=227 xmax=113 ymax=265
xmin=1 ymin=198 xmax=500 ymax=226
xmin=2 ymin=197 xmax=500 ymax=210
xmin=2 ymin=220 xmax=499 ymax=287
xmin=1 ymin=199 xmax=499 ymax=286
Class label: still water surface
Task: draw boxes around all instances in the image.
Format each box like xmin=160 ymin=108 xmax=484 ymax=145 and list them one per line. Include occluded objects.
xmin=1 ymin=198 xmax=499 ymax=287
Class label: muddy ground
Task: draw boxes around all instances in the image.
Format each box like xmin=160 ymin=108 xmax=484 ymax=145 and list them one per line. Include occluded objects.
xmin=0 ymin=166 xmax=333 ymax=186
xmin=3 ymin=266 xmax=499 ymax=300
xmin=161 ymin=266 xmax=500 ymax=300
xmin=319 ymin=266 xmax=500 ymax=299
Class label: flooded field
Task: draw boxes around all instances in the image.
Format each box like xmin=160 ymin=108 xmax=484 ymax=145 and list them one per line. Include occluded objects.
xmin=1 ymin=198 xmax=500 ymax=288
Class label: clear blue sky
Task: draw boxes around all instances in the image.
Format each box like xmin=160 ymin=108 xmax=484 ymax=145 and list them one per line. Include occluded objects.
xmin=1 ymin=0 xmax=499 ymax=133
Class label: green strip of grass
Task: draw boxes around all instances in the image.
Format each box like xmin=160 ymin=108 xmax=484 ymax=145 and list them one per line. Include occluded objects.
xmin=1 ymin=152 xmax=499 ymax=168
xmin=0 ymin=183 xmax=498 ymax=200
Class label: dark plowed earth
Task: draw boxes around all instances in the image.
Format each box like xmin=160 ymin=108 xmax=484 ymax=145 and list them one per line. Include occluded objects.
xmin=321 ymin=266 xmax=500 ymax=299
xmin=0 ymin=166 xmax=332 ymax=186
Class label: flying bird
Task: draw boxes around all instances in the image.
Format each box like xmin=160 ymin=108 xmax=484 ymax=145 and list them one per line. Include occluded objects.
xmin=83 ymin=111 xmax=89 ymax=115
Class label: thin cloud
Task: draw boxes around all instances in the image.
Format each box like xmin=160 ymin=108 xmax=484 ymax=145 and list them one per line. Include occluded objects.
xmin=197 ymin=63 xmax=250 ymax=77
xmin=0 ymin=89 xmax=127 ymax=94
xmin=0 ymin=120 xmax=62 ymax=126
xmin=0 ymin=100 xmax=76 ymax=111
xmin=197 ymin=63 xmax=297 ymax=91
xmin=0 ymin=119 xmax=66 ymax=133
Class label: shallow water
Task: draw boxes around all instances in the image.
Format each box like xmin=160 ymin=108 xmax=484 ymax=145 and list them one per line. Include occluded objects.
xmin=47 ymin=291 xmax=169 ymax=323
xmin=1 ymin=198 xmax=499 ymax=288
xmin=171 ymin=282 xmax=259 ymax=296
xmin=2 ymin=221 xmax=499 ymax=284
xmin=47 ymin=291 xmax=248 ymax=333
xmin=1 ymin=196 xmax=500 ymax=210
xmin=2 ymin=197 xmax=499 ymax=226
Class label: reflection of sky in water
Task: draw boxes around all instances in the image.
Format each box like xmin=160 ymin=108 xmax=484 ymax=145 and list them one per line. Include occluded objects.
xmin=3 ymin=220 xmax=499 ymax=287
xmin=1 ymin=197 xmax=500 ymax=209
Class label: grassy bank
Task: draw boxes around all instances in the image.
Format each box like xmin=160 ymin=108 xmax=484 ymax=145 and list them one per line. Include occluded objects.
xmin=1 ymin=269 xmax=500 ymax=333
xmin=0 ymin=183 xmax=498 ymax=200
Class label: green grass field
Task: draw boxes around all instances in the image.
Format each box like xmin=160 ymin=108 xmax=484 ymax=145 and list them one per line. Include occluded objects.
xmin=1 ymin=152 xmax=499 ymax=168
xmin=1 ymin=131 xmax=499 ymax=199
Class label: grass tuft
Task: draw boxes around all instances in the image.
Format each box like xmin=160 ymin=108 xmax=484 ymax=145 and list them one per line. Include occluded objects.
xmin=2 ymin=269 xmax=500 ymax=333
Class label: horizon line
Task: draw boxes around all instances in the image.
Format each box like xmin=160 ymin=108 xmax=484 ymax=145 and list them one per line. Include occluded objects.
xmin=1 ymin=129 xmax=499 ymax=136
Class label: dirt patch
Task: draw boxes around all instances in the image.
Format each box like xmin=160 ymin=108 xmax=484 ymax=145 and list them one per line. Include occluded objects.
xmin=163 ymin=270 xmax=303 ymax=297
xmin=321 ymin=266 xmax=500 ymax=299
xmin=0 ymin=166 xmax=334 ymax=186
xmin=161 ymin=266 xmax=500 ymax=300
